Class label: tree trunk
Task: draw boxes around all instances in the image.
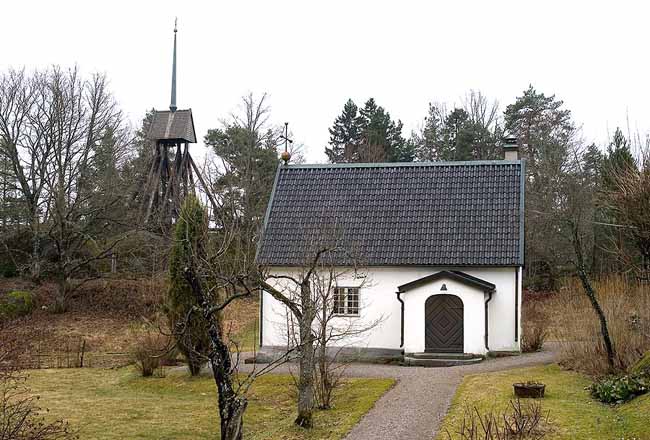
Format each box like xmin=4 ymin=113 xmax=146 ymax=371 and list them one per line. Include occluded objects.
xmin=576 ymin=267 xmax=616 ymax=371
xmin=187 ymin=354 xmax=203 ymax=376
xmin=573 ymin=226 xmax=616 ymax=371
xmin=30 ymin=214 xmax=41 ymax=281
xmin=295 ymin=326 xmax=314 ymax=428
xmin=210 ymin=338 xmax=247 ymax=440
xmin=184 ymin=267 xmax=248 ymax=440
xmin=295 ymin=281 xmax=315 ymax=428
xmin=54 ymin=275 xmax=69 ymax=313
xmin=317 ymin=302 xmax=331 ymax=409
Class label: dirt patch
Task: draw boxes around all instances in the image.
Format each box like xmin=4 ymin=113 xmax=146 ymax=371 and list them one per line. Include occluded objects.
xmin=223 ymin=295 xmax=258 ymax=338
xmin=1 ymin=277 xmax=259 ymax=367
xmin=1 ymin=277 xmax=165 ymax=367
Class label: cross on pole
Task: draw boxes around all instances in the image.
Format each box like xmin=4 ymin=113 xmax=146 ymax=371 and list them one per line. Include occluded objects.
xmin=280 ymin=122 xmax=293 ymax=164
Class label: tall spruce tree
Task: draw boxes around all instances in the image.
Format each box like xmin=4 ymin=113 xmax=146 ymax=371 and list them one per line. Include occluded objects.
xmin=602 ymin=127 xmax=636 ymax=190
xmin=325 ymin=99 xmax=362 ymax=163
xmin=439 ymin=108 xmax=475 ymax=160
xmin=411 ymin=103 xmax=445 ymax=161
xmin=122 ymin=110 xmax=155 ymax=214
xmin=326 ymin=98 xmax=412 ymax=163
xmin=600 ymin=128 xmax=638 ymax=272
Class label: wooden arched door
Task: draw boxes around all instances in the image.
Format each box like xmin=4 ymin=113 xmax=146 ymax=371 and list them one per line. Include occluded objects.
xmin=425 ymin=294 xmax=464 ymax=353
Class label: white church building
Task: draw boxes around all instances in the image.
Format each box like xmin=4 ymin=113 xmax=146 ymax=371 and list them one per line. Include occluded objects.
xmin=255 ymin=141 xmax=524 ymax=364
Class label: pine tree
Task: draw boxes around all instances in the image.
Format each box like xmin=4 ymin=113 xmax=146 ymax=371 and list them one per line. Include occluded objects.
xmin=439 ymin=108 xmax=473 ymax=160
xmin=504 ymin=85 xmax=574 ymax=172
xmin=205 ymin=95 xmax=279 ymax=266
xmin=504 ymin=85 xmax=576 ymax=289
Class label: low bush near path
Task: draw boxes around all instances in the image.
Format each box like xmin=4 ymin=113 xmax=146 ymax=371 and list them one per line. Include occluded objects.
xmin=590 ymin=370 xmax=650 ymax=404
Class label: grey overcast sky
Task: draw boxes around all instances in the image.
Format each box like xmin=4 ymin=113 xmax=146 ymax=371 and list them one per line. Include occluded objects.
xmin=2 ymin=0 xmax=649 ymax=162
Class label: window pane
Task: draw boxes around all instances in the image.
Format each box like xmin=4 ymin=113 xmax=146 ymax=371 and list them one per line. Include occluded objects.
xmin=333 ymin=287 xmax=344 ymax=314
xmin=333 ymin=287 xmax=360 ymax=316
xmin=347 ymin=288 xmax=359 ymax=315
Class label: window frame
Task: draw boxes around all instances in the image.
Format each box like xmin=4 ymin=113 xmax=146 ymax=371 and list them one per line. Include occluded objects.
xmin=332 ymin=286 xmax=360 ymax=317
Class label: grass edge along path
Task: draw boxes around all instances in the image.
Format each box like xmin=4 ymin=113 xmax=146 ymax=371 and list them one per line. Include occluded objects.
xmin=26 ymin=367 xmax=395 ymax=440
xmin=436 ymin=364 xmax=650 ymax=440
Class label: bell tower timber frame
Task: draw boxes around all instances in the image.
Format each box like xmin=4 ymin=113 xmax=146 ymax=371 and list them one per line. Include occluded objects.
xmin=141 ymin=19 xmax=200 ymax=226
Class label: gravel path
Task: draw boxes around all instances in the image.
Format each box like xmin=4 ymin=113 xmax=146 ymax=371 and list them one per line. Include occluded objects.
xmin=240 ymin=348 xmax=556 ymax=440
xmin=342 ymin=350 xmax=556 ymax=440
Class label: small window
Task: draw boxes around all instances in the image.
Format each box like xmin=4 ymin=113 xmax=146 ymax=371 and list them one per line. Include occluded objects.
xmin=333 ymin=287 xmax=359 ymax=316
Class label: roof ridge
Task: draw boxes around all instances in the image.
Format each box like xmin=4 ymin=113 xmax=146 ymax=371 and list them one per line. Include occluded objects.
xmin=284 ymin=160 xmax=522 ymax=169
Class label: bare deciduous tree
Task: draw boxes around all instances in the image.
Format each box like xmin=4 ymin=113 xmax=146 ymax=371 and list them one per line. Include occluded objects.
xmin=1 ymin=67 xmax=133 ymax=311
xmin=171 ymin=191 xmax=293 ymax=440
xmin=604 ymin=156 xmax=650 ymax=278
xmin=309 ymin=265 xmax=382 ymax=410
xmin=259 ymin=231 xmax=373 ymax=427
xmin=0 ymin=69 xmax=51 ymax=278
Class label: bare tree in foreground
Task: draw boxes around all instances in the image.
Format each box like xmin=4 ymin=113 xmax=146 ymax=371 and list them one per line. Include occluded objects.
xmin=259 ymin=233 xmax=370 ymax=427
xmin=173 ymin=195 xmax=290 ymax=440
xmin=310 ymin=264 xmax=382 ymax=410
xmin=560 ymin=145 xmax=617 ymax=371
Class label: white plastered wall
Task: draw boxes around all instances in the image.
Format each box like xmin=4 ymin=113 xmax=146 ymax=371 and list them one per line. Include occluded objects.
xmin=261 ymin=266 xmax=521 ymax=354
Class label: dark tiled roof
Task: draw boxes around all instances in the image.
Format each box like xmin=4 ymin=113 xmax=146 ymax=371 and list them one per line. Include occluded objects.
xmin=147 ymin=109 xmax=196 ymax=143
xmin=257 ymin=161 xmax=524 ymax=267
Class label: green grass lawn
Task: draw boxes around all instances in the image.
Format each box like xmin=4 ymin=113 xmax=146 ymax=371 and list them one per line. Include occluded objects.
xmin=438 ymin=364 xmax=650 ymax=439
xmin=26 ymin=368 xmax=394 ymax=440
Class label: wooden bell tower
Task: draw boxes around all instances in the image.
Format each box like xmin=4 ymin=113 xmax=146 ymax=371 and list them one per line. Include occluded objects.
xmin=141 ymin=19 xmax=199 ymax=227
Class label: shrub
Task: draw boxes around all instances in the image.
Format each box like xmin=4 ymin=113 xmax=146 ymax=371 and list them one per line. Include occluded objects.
xmin=1 ymin=370 xmax=77 ymax=440
xmin=546 ymin=275 xmax=650 ymax=375
xmin=166 ymin=196 xmax=211 ymax=376
xmin=521 ymin=300 xmax=548 ymax=353
xmin=131 ymin=324 xmax=171 ymax=377
xmin=521 ymin=323 xmax=547 ymax=353
xmin=0 ymin=261 xmax=17 ymax=278
xmin=0 ymin=290 xmax=34 ymax=320
xmin=445 ymin=399 xmax=550 ymax=439
xmin=589 ymin=371 xmax=650 ymax=404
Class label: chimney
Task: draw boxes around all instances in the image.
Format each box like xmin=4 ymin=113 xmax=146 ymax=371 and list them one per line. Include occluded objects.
xmin=503 ymin=136 xmax=519 ymax=160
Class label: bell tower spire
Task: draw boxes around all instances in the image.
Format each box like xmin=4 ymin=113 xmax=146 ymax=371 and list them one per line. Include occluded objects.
xmin=170 ymin=17 xmax=178 ymax=112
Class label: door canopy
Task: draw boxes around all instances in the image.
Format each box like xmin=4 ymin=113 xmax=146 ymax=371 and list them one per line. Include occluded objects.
xmin=397 ymin=270 xmax=496 ymax=293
